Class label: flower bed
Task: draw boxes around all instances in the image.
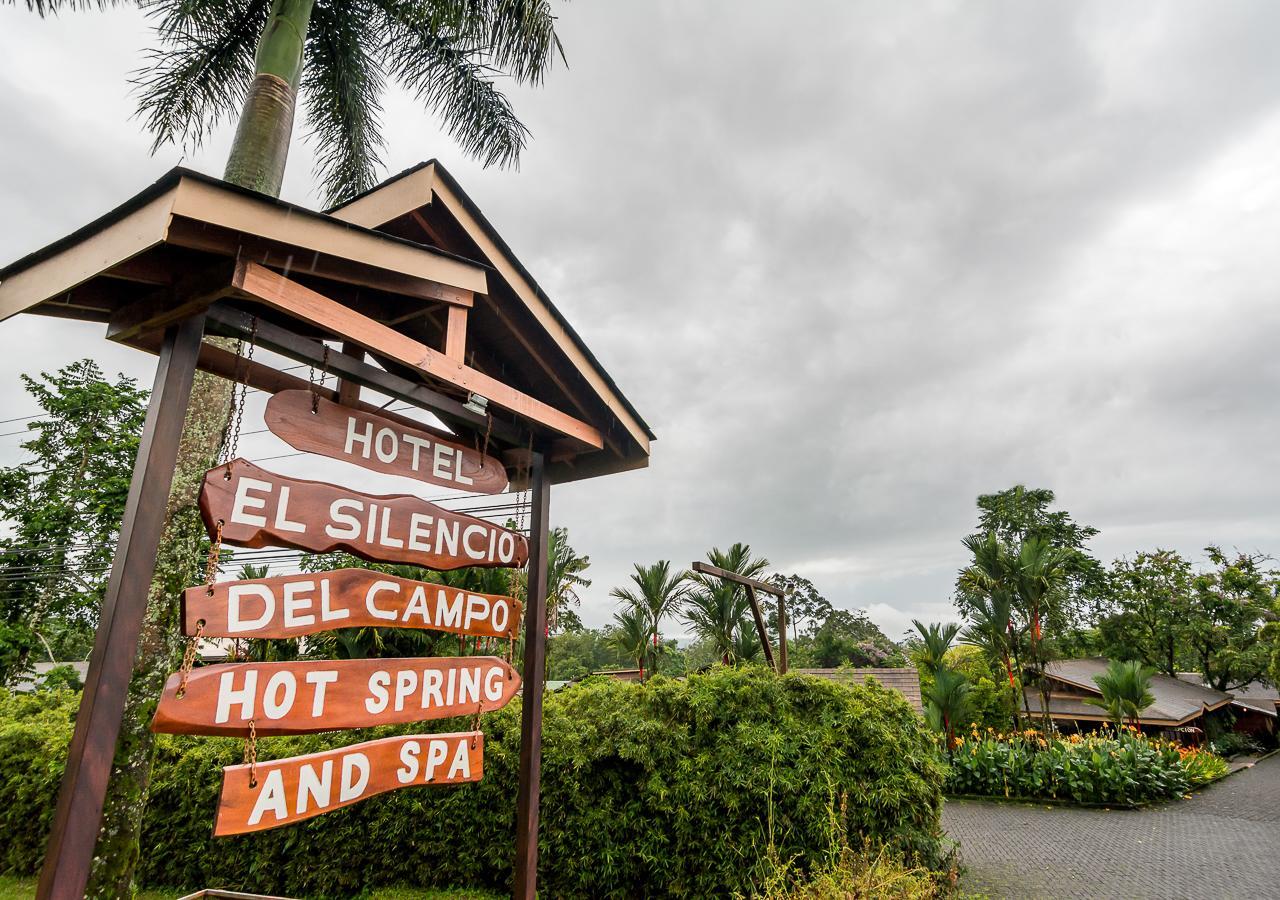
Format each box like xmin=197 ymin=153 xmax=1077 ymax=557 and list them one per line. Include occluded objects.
xmin=944 ymin=727 xmax=1227 ymax=806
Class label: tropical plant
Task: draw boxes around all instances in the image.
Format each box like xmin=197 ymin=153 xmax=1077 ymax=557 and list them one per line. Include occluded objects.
xmin=909 ymin=621 xmax=959 ymax=680
xmin=922 ymin=667 xmax=971 ymax=748
xmin=606 ymin=606 xmax=654 ymax=679
xmin=685 ymin=543 xmax=769 ymax=664
xmin=1085 ymin=659 xmax=1156 ymax=729
xmin=541 ymin=526 xmax=591 ymax=634
xmin=609 ymin=559 xmax=688 ymax=662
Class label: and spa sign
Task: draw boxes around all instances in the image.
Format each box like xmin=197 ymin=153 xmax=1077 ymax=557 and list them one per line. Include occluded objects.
xmin=152 ymin=398 xmax=524 ymax=834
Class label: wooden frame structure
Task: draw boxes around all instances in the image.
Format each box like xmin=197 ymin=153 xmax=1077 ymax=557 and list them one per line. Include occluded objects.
xmin=691 ymin=562 xmax=788 ymax=674
xmin=0 ymin=165 xmax=652 ymax=900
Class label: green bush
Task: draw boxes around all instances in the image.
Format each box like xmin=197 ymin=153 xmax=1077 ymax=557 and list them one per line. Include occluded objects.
xmin=0 ymin=667 xmax=946 ymax=898
xmin=944 ymin=727 xmax=1201 ymax=806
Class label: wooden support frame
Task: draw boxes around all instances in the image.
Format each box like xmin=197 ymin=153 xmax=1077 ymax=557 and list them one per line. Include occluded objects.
xmin=691 ymin=561 xmax=787 ymax=674
xmin=514 ymin=450 xmax=551 ymax=899
xmin=230 ymin=261 xmax=603 ymax=450
xmin=37 ymin=315 xmax=206 ymax=900
xmin=445 ymin=305 xmax=468 ymax=362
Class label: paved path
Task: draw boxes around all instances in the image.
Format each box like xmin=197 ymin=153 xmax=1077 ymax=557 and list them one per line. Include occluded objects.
xmin=942 ymin=753 xmax=1280 ymax=899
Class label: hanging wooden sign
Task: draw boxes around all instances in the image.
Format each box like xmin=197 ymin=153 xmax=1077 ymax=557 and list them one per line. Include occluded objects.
xmin=151 ymin=656 xmax=520 ymax=737
xmin=264 ymin=390 xmax=508 ymax=494
xmin=214 ymin=731 xmax=483 ymax=836
xmin=200 ymin=459 xmax=528 ymax=570
xmin=183 ymin=569 xmax=521 ymax=640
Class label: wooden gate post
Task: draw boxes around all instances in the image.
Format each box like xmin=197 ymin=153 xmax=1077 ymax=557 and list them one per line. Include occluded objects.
xmin=37 ymin=315 xmax=206 ymax=900
xmin=513 ymin=448 xmax=550 ymax=899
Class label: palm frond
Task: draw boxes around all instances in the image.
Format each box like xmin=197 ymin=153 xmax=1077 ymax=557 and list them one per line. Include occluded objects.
xmin=383 ymin=18 xmax=530 ymax=170
xmin=133 ymin=0 xmax=269 ymax=152
xmin=302 ymin=0 xmax=386 ymax=206
xmin=9 ymin=0 xmax=126 ymax=17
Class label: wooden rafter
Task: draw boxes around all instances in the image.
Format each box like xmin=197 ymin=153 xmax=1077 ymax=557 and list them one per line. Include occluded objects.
xmin=230 ymin=261 xmax=603 ymax=450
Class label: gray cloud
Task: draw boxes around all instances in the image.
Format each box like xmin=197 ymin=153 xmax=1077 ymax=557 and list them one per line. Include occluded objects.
xmin=2 ymin=1 xmax=1279 ymax=640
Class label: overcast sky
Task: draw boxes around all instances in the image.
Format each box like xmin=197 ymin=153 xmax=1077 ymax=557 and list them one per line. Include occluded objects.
xmin=2 ymin=2 xmax=1279 ymax=642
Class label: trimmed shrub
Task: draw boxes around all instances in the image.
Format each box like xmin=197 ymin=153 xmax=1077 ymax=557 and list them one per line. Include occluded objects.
xmin=0 ymin=667 xmax=946 ymax=898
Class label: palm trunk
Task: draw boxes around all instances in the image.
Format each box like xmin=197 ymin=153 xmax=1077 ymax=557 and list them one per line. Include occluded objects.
xmin=223 ymin=0 xmax=316 ymax=196
xmin=86 ymin=3 xmax=315 ymax=894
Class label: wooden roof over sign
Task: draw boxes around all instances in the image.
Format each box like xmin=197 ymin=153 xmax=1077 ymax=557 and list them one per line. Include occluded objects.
xmin=0 ymin=166 xmax=652 ymax=484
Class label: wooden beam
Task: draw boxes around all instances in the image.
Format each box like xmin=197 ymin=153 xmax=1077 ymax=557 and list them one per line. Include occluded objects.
xmin=690 ymin=561 xmax=784 ymax=597
xmin=164 ymin=218 xmax=474 ymax=307
xmin=444 ymin=305 xmax=467 ymax=361
xmin=744 ymin=585 xmax=777 ymax=670
xmin=513 ymin=450 xmax=550 ymax=900
xmin=337 ymin=341 xmax=363 ymax=406
xmin=231 ymin=261 xmax=603 ymax=450
xmin=777 ymin=592 xmax=789 ymax=675
xmin=37 ymin=315 xmax=205 ymax=899
xmin=203 ymin=302 xmax=525 ymax=448
xmin=105 ymin=261 xmax=236 ymax=343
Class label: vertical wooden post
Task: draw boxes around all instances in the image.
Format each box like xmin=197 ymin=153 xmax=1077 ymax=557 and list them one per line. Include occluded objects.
xmin=445 ymin=305 xmax=468 ymax=361
xmin=777 ymin=592 xmax=788 ymax=675
xmin=336 ymin=341 xmax=364 ymax=406
xmin=37 ymin=315 xmax=205 ymax=900
xmin=513 ymin=448 xmax=550 ymax=899
xmin=744 ymin=585 xmax=776 ymax=670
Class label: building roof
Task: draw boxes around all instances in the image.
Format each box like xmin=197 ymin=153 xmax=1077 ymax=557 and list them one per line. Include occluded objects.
xmin=795 ymin=667 xmax=923 ymax=713
xmin=0 ymin=165 xmax=652 ymax=483
xmin=1032 ymin=658 xmax=1235 ymax=726
xmin=1177 ymin=673 xmax=1279 ymax=717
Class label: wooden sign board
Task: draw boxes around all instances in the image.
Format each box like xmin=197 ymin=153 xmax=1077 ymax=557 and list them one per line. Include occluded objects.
xmin=183 ymin=569 xmax=521 ymax=640
xmin=151 ymin=656 xmax=520 ymax=736
xmin=264 ymin=390 xmax=508 ymax=494
xmin=214 ymin=732 xmax=483 ymax=836
xmin=200 ymin=459 xmax=528 ymax=570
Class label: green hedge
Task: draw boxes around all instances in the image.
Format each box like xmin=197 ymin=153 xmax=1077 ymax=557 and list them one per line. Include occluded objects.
xmin=0 ymin=667 xmax=946 ymax=898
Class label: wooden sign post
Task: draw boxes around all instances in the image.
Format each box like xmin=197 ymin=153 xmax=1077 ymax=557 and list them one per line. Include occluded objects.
xmin=9 ymin=166 xmax=652 ymax=900
xmin=691 ymin=561 xmax=788 ymax=674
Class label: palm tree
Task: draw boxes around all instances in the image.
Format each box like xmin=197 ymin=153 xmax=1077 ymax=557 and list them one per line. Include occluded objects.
xmin=609 ymin=560 xmax=688 ymax=656
xmin=17 ymin=3 xmax=570 ymax=891
xmin=1012 ymin=536 xmax=1071 ymax=729
xmin=923 ymin=667 xmax=973 ymax=750
xmin=21 ymin=0 xmax=566 ymax=203
xmin=606 ymin=607 xmax=652 ymax=680
xmin=685 ymin=543 xmax=769 ymax=664
xmin=960 ymin=587 xmax=1023 ymax=728
xmin=542 ymin=527 xmax=591 ymax=634
xmin=1086 ymin=659 xmax=1156 ymax=730
xmin=910 ymin=620 xmax=960 ymax=680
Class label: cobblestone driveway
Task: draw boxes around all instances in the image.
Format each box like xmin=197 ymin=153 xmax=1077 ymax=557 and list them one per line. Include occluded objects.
xmin=942 ymin=754 xmax=1280 ymax=899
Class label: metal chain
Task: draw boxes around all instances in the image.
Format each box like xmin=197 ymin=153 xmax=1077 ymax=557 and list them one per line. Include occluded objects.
xmin=244 ymin=719 xmax=258 ymax=788
xmin=204 ymin=520 xmax=224 ymax=595
xmin=470 ymin=699 xmax=483 ymax=749
xmin=309 ymin=345 xmax=331 ymax=413
xmin=176 ymin=620 xmax=205 ymax=699
xmin=222 ymin=317 xmax=258 ymax=473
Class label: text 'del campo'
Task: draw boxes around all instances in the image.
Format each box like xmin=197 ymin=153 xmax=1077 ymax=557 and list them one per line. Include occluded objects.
xmin=199 ymin=459 xmax=528 ymax=570
xmin=151 ymin=657 xmax=520 ymax=736
xmin=183 ymin=569 xmax=521 ymax=640
xmin=264 ymin=391 xmax=508 ymax=494
xmin=215 ymin=731 xmax=483 ymax=835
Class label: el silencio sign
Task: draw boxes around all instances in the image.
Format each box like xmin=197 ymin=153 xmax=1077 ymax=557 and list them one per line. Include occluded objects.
xmin=150 ymin=398 xmax=525 ymax=834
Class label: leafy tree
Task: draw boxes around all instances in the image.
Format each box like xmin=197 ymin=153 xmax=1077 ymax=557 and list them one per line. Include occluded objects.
xmin=769 ymin=573 xmax=832 ymax=641
xmin=0 ymin=361 xmax=148 ymax=684
xmin=958 ymin=486 xmax=1104 ymax=626
xmin=1185 ymin=547 xmax=1278 ymax=691
xmin=959 ymin=585 xmax=1019 ymax=691
xmin=1095 ymin=550 xmax=1195 ymax=677
xmin=544 ymin=628 xmax=629 ymax=681
xmin=1086 ymin=659 xmax=1156 ymax=729
xmin=684 ymin=543 xmax=768 ymax=664
xmin=790 ymin=607 xmax=904 ymax=668
xmin=609 ymin=560 xmax=688 ymax=665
